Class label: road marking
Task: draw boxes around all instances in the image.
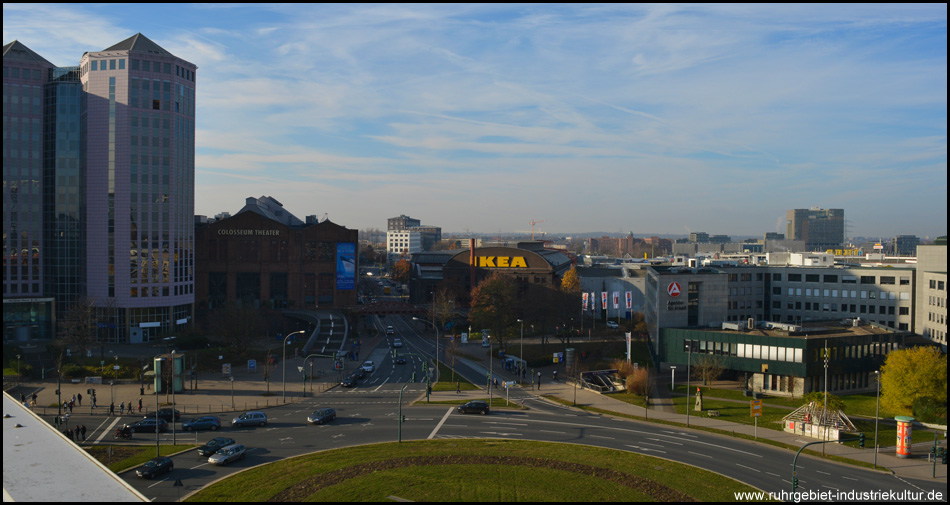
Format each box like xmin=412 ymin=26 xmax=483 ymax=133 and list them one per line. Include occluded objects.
xmin=766 ymin=472 xmax=781 ymax=477
xmin=735 ymin=464 xmax=760 ymax=473
xmin=93 ymin=417 xmax=124 ymax=444
xmin=639 ymin=441 xmax=665 ymax=448
xmin=190 ymin=462 xmax=210 ymax=470
xmin=817 ymin=470 xmax=830 ymax=475
xmin=540 ymin=430 xmax=566 ymax=435
xmin=648 ymin=437 xmax=681 ymax=445
xmin=427 ymin=408 xmax=455 ymax=440
xmin=147 ymin=477 xmax=171 ymax=488
xmin=480 ymin=432 xmax=523 ymax=437
xmin=841 ymin=476 xmax=858 ymax=481
xmin=485 ymin=421 xmax=528 ymax=426
xmin=687 ymin=451 xmax=711 ymax=458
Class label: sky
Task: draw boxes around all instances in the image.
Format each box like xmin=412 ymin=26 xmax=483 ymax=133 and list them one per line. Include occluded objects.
xmin=4 ymin=4 xmax=947 ymax=239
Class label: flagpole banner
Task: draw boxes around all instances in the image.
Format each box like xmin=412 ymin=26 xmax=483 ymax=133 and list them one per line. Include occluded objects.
xmin=625 ymin=291 xmax=632 ymax=309
xmin=582 ymin=292 xmax=588 ymax=311
xmin=601 ymin=292 xmax=607 ymax=310
xmin=612 ymin=291 xmax=619 ymax=309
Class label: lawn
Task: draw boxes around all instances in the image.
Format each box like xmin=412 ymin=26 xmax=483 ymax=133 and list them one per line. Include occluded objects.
xmin=185 ymin=439 xmax=760 ymax=502
xmin=84 ymin=444 xmax=196 ymax=473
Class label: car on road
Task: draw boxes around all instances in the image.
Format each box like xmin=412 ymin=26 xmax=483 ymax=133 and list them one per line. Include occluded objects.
xmin=136 ymin=456 xmax=173 ymax=479
xmin=130 ymin=418 xmax=168 ymax=433
xmin=457 ymin=400 xmax=490 ymax=415
xmin=606 ymin=320 xmax=619 ymax=329
xmin=386 ymin=325 xmax=395 ymax=335
xmin=232 ymin=411 xmax=267 ymax=427
xmin=394 ymin=356 xmax=406 ymax=365
xmin=307 ymin=408 xmax=336 ymax=425
xmin=182 ymin=416 xmax=221 ymax=431
xmin=361 ymin=360 xmax=375 ymax=373
xmin=197 ymin=437 xmax=236 ymax=457
xmin=340 ymin=375 xmax=358 ymax=387
xmin=208 ymin=443 xmax=247 ymax=466
xmin=154 ymin=408 xmax=181 ymax=422
xmin=392 ymin=338 xmax=403 ymax=348
xmin=352 ymin=367 xmax=366 ymax=380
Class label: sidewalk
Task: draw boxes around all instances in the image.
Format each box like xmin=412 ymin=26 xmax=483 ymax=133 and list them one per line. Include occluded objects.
xmin=432 ymin=350 xmax=946 ymax=484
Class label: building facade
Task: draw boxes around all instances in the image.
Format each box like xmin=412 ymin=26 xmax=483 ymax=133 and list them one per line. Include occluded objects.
xmin=786 ymin=208 xmax=845 ymax=251
xmin=3 ymin=34 xmax=197 ymax=343
xmin=195 ymin=203 xmax=358 ymax=311
xmin=915 ymin=243 xmax=947 ymax=350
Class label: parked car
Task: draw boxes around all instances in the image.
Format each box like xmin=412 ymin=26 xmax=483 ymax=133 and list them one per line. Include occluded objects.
xmin=232 ymin=411 xmax=267 ymax=427
xmin=307 ymin=408 xmax=337 ymax=425
xmin=130 ymin=418 xmax=168 ymax=433
xmin=182 ymin=416 xmax=221 ymax=431
xmin=392 ymin=338 xmax=403 ymax=348
xmin=154 ymin=408 xmax=181 ymax=422
xmin=361 ymin=361 xmax=375 ymax=373
xmin=606 ymin=320 xmax=619 ymax=329
xmin=136 ymin=456 xmax=173 ymax=479
xmin=340 ymin=375 xmax=358 ymax=387
xmin=208 ymin=443 xmax=247 ymax=466
xmin=457 ymin=400 xmax=490 ymax=415
xmin=197 ymin=437 xmax=236 ymax=457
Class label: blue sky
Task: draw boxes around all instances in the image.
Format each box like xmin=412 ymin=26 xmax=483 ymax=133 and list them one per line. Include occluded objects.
xmin=4 ymin=3 xmax=947 ymax=238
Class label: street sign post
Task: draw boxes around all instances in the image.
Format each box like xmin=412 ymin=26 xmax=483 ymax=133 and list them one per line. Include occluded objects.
xmin=751 ymin=399 xmax=762 ymax=438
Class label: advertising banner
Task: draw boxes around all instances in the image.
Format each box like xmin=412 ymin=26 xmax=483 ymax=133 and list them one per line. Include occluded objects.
xmin=625 ymin=291 xmax=632 ymax=309
xmin=582 ymin=292 xmax=588 ymax=310
xmin=612 ymin=291 xmax=619 ymax=309
xmin=336 ymin=242 xmax=356 ymax=290
xmin=601 ymin=292 xmax=607 ymax=310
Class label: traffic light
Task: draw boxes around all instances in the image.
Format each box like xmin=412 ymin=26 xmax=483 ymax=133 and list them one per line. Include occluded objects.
xmin=859 ymin=433 xmax=865 ymax=448
xmin=942 ymin=449 xmax=947 ymax=465
xmin=792 ymin=477 xmax=798 ymax=490
xmin=401 ymin=415 xmax=406 ymax=423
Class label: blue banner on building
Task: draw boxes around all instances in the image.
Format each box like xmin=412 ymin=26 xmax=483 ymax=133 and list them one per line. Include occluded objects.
xmin=336 ymin=242 xmax=356 ymax=290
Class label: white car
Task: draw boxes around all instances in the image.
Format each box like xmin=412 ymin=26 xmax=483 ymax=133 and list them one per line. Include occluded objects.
xmin=393 ymin=338 xmax=403 ymax=348
xmin=606 ymin=321 xmax=619 ymax=329
xmin=361 ymin=360 xmax=375 ymax=373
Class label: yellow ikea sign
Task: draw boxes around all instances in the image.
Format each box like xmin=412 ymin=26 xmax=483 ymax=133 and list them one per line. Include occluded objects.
xmin=477 ymin=256 xmax=528 ymax=268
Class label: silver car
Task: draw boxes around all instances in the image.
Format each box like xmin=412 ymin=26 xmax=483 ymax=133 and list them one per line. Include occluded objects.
xmin=208 ymin=443 xmax=246 ymax=466
xmin=232 ymin=411 xmax=267 ymax=427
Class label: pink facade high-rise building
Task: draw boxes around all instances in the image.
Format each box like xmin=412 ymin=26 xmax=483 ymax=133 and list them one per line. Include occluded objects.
xmin=4 ymin=34 xmax=196 ymax=343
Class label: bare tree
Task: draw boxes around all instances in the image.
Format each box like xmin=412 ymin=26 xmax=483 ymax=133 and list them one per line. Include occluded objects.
xmin=208 ymin=302 xmax=265 ymax=355
xmin=57 ymin=296 xmax=98 ymax=363
xmin=691 ymin=354 xmax=725 ymax=386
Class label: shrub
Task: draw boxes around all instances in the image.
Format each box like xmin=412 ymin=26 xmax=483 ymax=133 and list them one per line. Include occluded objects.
xmin=912 ymin=396 xmax=947 ymax=424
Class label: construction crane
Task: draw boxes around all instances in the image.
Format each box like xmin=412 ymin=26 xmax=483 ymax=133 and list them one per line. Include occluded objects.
xmin=528 ymin=219 xmax=545 ymax=240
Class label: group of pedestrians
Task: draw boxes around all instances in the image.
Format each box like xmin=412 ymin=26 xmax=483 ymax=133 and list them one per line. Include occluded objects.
xmin=63 ymin=424 xmax=87 ymax=442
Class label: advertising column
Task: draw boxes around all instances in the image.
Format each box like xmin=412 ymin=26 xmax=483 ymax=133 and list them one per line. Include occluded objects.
xmin=895 ymin=416 xmax=914 ymax=458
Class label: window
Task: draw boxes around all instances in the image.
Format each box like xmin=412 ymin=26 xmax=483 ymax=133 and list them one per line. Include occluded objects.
xmin=861 ymin=276 xmax=876 ymax=284
xmin=880 ymin=276 xmax=895 ymax=285
xmin=773 ymin=273 xmax=782 ymax=281
xmin=843 ymin=275 xmax=857 ymax=284
xmin=824 ymin=275 xmax=838 ymax=283
xmin=789 ymin=274 xmax=802 ymax=282
xmin=806 ymin=274 xmax=820 ymax=282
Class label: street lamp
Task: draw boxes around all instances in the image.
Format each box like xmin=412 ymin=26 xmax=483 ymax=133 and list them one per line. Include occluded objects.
xmin=874 ymin=370 xmax=881 ymax=468
xmin=282 ymin=330 xmax=307 ymax=402
xmin=230 ymin=376 xmax=235 ymax=408
xmin=670 ymin=366 xmax=676 ymax=391
xmin=488 ymin=335 xmax=493 ymax=406
xmin=517 ymin=319 xmax=524 ymax=384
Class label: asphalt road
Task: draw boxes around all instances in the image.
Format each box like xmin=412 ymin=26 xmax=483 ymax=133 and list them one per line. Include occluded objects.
xmin=61 ymin=315 xmax=946 ymax=502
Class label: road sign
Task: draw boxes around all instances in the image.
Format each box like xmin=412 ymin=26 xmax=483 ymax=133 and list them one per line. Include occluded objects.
xmin=668 ymin=282 xmax=681 ymax=297
xmin=751 ymin=399 xmax=762 ymax=417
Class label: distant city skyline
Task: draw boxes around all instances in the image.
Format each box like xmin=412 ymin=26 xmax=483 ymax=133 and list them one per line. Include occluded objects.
xmin=4 ymin=3 xmax=946 ymax=237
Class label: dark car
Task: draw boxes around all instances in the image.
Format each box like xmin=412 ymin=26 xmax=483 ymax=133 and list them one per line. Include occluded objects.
xmin=457 ymin=400 xmax=490 ymax=415
xmin=154 ymin=408 xmax=181 ymax=422
xmin=307 ymin=408 xmax=337 ymax=425
xmin=394 ymin=356 xmax=407 ymax=364
xmin=197 ymin=437 xmax=237 ymax=457
xmin=136 ymin=456 xmax=173 ymax=479
xmin=340 ymin=375 xmax=358 ymax=387
xmin=182 ymin=416 xmax=221 ymax=431
xmin=130 ymin=418 xmax=169 ymax=433
xmin=352 ymin=368 xmax=366 ymax=380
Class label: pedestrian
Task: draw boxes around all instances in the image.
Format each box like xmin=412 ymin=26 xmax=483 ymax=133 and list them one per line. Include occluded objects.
xmin=120 ymin=401 xmax=125 ymax=415
xmin=30 ymin=398 xmax=36 ymax=409
xmin=138 ymin=398 xmax=142 ymax=413
xmin=71 ymin=394 xmax=76 ymax=405
xmin=66 ymin=428 xmax=73 ymax=441
xmin=109 ymin=402 xmax=115 ymax=416
xmin=537 ymin=371 xmax=542 ymax=391
xmin=553 ymin=370 xmax=558 ymax=382
xmin=80 ymin=424 xmax=87 ymax=441
xmin=54 ymin=415 xmax=61 ymax=428
xmin=20 ymin=393 xmax=26 ymax=404
xmin=67 ymin=400 xmax=73 ymax=414
xmin=456 ymin=381 xmax=460 ymax=394
xmin=92 ymin=394 xmax=97 ymax=408
xmin=31 ymin=392 xmax=37 ymax=405
xmin=77 ymin=392 xmax=82 ymax=406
